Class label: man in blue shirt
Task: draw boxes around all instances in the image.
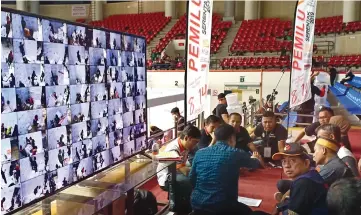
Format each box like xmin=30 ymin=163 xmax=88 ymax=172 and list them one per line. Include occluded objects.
xmin=189 ymin=124 xmax=263 ymax=215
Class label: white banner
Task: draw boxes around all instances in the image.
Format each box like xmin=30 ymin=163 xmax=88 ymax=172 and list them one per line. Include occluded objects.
xmin=289 ymin=0 xmax=317 ymax=108
xmin=186 ymin=0 xmax=213 ymax=120
xmin=72 ymin=5 xmax=87 ymax=17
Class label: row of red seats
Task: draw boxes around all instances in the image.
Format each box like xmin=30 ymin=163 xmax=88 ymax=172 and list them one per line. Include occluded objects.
xmin=153 ymin=14 xmax=232 ymax=54
xmin=220 ymin=56 xmax=290 ymax=69
xmin=231 ymin=18 xmax=292 ymax=53
xmin=89 ymin=12 xmax=171 ymax=44
xmin=220 ymin=54 xmax=360 ymax=70
xmin=328 ymin=55 xmax=361 ymax=67
xmin=344 ymin=21 xmax=361 ymax=33
xmin=231 ymin=16 xmax=361 ymax=54
xmin=146 ymin=59 xmax=185 ymax=70
xmin=230 ymin=40 xmax=293 ymax=53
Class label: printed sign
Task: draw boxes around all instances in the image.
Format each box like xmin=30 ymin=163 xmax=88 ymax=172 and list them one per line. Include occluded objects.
xmin=289 ymin=0 xmax=317 ymax=108
xmin=72 ymin=5 xmax=87 ymax=17
xmin=240 ymin=76 xmax=245 ymax=82
xmin=185 ymin=0 xmax=213 ymax=120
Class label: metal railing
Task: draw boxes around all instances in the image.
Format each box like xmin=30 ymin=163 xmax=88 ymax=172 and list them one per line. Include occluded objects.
xmin=241 ymin=102 xmax=315 ymax=128
xmin=314 ymin=40 xmax=335 ymax=54
xmin=148 ymin=119 xmax=198 ymax=149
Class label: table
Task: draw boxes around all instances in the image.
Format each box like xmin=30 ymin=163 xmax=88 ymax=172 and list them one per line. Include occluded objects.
xmin=12 ymin=155 xmax=176 ymax=215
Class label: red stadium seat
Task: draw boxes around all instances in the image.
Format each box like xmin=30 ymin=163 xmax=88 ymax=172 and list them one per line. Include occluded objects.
xmin=88 ymin=12 xmax=171 ymax=45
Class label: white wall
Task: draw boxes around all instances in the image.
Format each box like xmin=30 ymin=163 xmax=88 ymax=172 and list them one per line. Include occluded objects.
xmin=147 ymin=70 xmax=361 ymax=115
xmin=147 ymin=71 xmax=292 ymax=113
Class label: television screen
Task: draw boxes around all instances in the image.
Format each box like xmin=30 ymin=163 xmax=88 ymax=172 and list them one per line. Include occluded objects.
xmin=1 ymin=9 xmax=147 ymax=214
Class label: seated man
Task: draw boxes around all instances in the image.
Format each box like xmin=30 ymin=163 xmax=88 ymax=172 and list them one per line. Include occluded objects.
xmin=190 ymin=124 xmax=263 ymax=215
xmin=251 ymin=111 xmax=288 ymax=162
xmin=212 ymin=93 xmax=229 ymax=124
xmin=327 ymin=178 xmax=361 ymax=215
xmin=313 ymin=124 xmax=355 ymax=186
xmin=265 ymin=143 xmax=329 ymax=215
xmin=188 ymin=115 xmax=221 ymax=165
xmin=228 ymin=113 xmax=258 ymax=154
xmin=294 ymin=107 xmax=334 ymax=152
xmin=157 ymin=125 xmax=201 ymax=214
xmin=329 ymin=116 xmax=359 ymax=177
xmin=198 ymin=115 xmax=221 ymax=149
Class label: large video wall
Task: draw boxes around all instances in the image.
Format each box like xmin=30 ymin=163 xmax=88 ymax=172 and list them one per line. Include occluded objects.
xmin=1 ymin=9 xmax=147 ymax=214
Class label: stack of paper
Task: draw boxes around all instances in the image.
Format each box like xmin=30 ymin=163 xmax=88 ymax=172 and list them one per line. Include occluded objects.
xmin=237 ymin=196 xmax=262 ymax=207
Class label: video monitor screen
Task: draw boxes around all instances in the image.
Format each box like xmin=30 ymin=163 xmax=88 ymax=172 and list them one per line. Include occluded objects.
xmin=1 ymin=9 xmax=147 ymax=214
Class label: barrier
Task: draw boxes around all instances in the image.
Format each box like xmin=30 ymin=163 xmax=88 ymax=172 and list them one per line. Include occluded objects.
xmin=347 ymin=76 xmax=361 ymax=89
xmin=329 ymin=82 xmax=361 ymax=114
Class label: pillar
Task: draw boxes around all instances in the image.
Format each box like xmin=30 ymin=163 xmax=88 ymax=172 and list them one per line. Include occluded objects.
xmin=244 ymin=0 xmax=259 ymax=20
xmin=92 ymin=0 xmax=103 ymax=21
xmin=224 ymin=1 xmax=235 ymax=22
xmin=29 ymin=0 xmax=39 ymax=14
xmin=343 ymin=1 xmax=359 ymax=23
xmin=165 ymin=0 xmax=176 ymax=18
xmin=16 ymin=0 xmax=26 ymax=11
xmin=95 ymin=0 xmax=103 ymax=21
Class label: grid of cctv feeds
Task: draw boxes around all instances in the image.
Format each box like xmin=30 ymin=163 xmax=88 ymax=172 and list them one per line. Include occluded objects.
xmin=1 ymin=10 xmax=147 ymax=213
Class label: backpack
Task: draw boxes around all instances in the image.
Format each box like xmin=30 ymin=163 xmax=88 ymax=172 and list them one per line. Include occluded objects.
xmin=131 ymin=189 xmax=158 ymax=215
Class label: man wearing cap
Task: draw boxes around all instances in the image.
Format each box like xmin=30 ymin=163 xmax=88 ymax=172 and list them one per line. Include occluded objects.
xmin=268 ymin=143 xmax=328 ymax=215
xmin=212 ymin=93 xmax=229 ymax=124
xmin=313 ymin=124 xmax=354 ymax=186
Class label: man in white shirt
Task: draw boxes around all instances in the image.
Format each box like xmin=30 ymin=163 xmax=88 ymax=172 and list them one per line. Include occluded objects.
xmin=157 ymin=125 xmax=201 ymax=214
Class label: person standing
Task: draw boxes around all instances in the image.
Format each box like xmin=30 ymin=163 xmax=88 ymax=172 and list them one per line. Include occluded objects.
xmin=171 ymin=107 xmax=185 ymax=135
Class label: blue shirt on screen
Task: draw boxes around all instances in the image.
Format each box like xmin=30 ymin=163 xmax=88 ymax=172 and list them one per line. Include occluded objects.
xmin=189 ymin=141 xmax=260 ymax=212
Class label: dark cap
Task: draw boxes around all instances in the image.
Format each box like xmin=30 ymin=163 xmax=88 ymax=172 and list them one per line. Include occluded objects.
xmin=272 ymin=143 xmax=308 ymax=160
xmin=218 ymin=93 xmax=226 ymax=99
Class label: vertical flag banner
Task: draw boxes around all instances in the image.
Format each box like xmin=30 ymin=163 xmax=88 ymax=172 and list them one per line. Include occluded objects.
xmin=289 ymin=0 xmax=317 ymax=108
xmin=185 ymin=0 xmax=213 ymax=120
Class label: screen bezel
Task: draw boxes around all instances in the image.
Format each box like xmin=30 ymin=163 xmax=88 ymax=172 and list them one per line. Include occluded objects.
xmin=1 ymin=7 xmax=148 ymax=214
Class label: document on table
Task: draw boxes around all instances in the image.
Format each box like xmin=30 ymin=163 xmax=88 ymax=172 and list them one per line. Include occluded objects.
xmin=238 ymin=196 xmax=262 ymax=207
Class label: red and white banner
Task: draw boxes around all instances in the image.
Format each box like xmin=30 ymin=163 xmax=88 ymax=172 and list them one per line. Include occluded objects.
xmin=289 ymin=0 xmax=317 ymax=108
xmin=185 ymin=0 xmax=213 ymax=120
